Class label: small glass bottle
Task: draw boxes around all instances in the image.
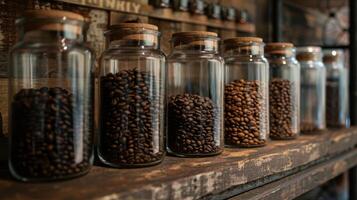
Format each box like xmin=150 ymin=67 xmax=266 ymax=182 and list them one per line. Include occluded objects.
xmin=223 ymin=37 xmax=269 ymax=147
xmin=297 ymin=47 xmax=326 ymax=133
xmin=98 ymin=23 xmax=165 ymax=167
xmin=167 ymin=31 xmax=224 ymax=157
xmin=323 ymin=50 xmax=349 ymax=128
xmin=9 ymin=10 xmax=95 ymax=181
xmin=265 ymin=43 xmax=300 ymax=139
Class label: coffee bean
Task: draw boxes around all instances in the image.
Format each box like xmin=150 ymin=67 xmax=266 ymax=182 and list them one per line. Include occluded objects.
xmin=269 ymin=79 xmax=298 ymax=139
xmin=224 ymin=79 xmax=267 ymax=147
xmin=10 ymin=87 xmax=93 ymax=179
xmin=99 ymin=69 xmax=164 ymax=166
xmin=326 ymin=82 xmax=342 ymax=127
xmin=167 ymin=94 xmax=222 ymax=155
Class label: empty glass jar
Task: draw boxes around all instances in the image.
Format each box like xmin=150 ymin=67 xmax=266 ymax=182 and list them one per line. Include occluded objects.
xmin=9 ymin=10 xmax=95 ymax=181
xmin=297 ymin=47 xmax=326 ymax=133
xmin=167 ymin=31 xmax=224 ymax=157
xmin=265 ymin=43 xmax=300 ymax=140
xmin=323 ymin=50 xmax=349 ymax=128
xmin=98 ymin=23 xmax=165 ymax=167
xmin=223 ymin=37 xmax=269 ymax=147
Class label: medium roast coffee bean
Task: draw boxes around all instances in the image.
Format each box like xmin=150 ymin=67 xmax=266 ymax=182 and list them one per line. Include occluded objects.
xmin=99 ymin=69 xmax=164 ymax=166
xmin=224 ymin=80 xmax=267 ymax=147
xmin=167 ymin=94 xmax=221 ymax=155
xmin=269 ymin=79 xmax=298 ymax=139
xmin=10 ymin=87 xmax=93 ymax=179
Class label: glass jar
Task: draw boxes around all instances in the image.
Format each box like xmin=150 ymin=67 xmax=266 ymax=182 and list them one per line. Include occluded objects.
xmin=98 ymin=23 xmax=165 ymax=167
xmin=223 ymin=37 xmax=269 ymax=147
xmin=167 ymin=31 xmax=224 ymax=157
xmin=323 ymin=50 xmax=349 ymax=128
xmin=265 ymin=43 xmax=300 ymax=140
xmin=9 ymin=10 xmax=95 ymax=181
xmin=297 ymin=47 xmax=326 ymax=132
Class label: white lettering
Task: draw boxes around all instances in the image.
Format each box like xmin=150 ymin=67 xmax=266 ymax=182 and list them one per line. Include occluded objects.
xmin=132 ymin=3 xmax=141 ymax=13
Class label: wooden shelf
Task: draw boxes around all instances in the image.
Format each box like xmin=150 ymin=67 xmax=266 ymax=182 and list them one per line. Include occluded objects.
xmin=55 ymin=0 xmax=255 ymax=33
xmin=0 ymin=128 xmax=357 ymax=199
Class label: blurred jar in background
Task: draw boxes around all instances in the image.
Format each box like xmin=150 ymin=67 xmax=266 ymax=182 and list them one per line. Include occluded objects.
xmin=323 ymin=49 xmax=349 ymax=128
xmin=297 ymin=47 xmax=326 ymax=133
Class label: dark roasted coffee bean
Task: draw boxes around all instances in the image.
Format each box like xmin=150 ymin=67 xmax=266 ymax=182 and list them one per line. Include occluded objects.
xmin=99 ymin=69 xmax=164 ymax=166
xmin=326 ymin=83 xmax=341 ymax=127
xmin=224 ymin=79 xmax=267 ymax=147
xmin=269 ymin=79 xmax=298 ymax=139
xmin=11 ymin=87 xmax=93 ymax=179
xmin=167 ymin=94 xmax=222 ymax=155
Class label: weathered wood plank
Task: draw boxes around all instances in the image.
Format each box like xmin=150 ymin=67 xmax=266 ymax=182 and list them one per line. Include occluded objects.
xmin=0 ymin=128 xmax=356 ymax=200
xmin=232 ymin=148 xmax=357 ymax=200
xmin=54 ymin=0 xmax=255 ymax=33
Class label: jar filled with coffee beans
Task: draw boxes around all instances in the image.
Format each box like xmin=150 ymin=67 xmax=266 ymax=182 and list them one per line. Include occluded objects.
xmin=98 ymin=23 xmax=165 ymax=167
xmin=9 ymin=10 xmax=95 ymax=181
xmin=323 ymin=50 xmax=349 ymax=128
xmin=167 ymin=31 xmax=224 ymax=157
xmin=223 ymin=37 xmax=269 ymax=147
xmin=265 ymin=43 xmax=300 ymax=140
xmin=297 ymin=47 xmax=326 ymax=133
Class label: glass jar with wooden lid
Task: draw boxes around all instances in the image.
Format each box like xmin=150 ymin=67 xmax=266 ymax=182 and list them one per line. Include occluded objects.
xmin=98 ymin=23 xmax=166 ymax=167
xmin=9 ymin=10 xmax=95 ymax=181
xmin=296 ymin=46 xmax=326 ymax=133
xmin=323 ymin=49 xmax=349 ymax=128
xmin=265 ymin=43 xmax=300 ymax=140
xmin=223 ymin=37 xmax=269 ymax=147
xmin=166 ymin=31 xmax=224 ymax=157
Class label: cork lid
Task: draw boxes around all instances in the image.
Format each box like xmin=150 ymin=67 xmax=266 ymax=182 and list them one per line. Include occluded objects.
xmin=23 ymin=10 xmax=85 ymax=21
xmin=265 ymin=42 xmax=294 ymax=55
xmin=171 ymin=31 xmax=218 ymax=49
xmin=172 ymin=31 xmax=218 ymax=38
xmin=223 ymin=37 xmax=263 ymax=44
xmin=106 ymin=23 xmax=159 ymax=46
xmin=108 ymin=23 xmax=158 ymax=31
xmin=18 ymin=10 xmax=85 ymax=34
xmin=323 ymin=50 xmax=343 ymax=64
xmin=296 ymin=46 xmax=322 ymax=61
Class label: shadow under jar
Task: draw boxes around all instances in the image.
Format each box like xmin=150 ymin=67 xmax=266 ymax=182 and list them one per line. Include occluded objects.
xmin=297 ymin=47 xmax=326 ymax=133
xmin=9 ymin=10 xmax=95 ymax=181
xmin=323 ymin=50 xmax=349 ymax=128
xmin=98 ymin=23 xmax=165 ymax=167
xmin=265 ymin=43 xmax=300 ymax=140
xmin=167 ymin=31 xmax=224 ymax=157
xmin=223 ymin=37 xmax=269 ymax=148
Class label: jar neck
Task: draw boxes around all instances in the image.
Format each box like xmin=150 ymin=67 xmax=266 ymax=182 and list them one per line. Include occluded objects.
xmin=224 ymin=43 xmax=264 ymax=56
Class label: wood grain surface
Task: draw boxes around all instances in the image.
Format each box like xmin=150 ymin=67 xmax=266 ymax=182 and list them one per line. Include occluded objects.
xmin=0 ymin=128 xmax=356 ymax=200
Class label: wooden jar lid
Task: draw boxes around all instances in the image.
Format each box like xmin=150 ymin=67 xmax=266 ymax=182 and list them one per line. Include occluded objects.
xmin=172 ymin=31 xmax=218 ymax=38
xmin=296 ymin=46 xmax=321 ymax=61
xmin=265 ymin=42 xmax=294 ymax=55
xmin=20 ymin=10 xmax=85 ymax=35
xmin=171 ymin=31 xmax=218 ymax=48
xmin=23 ymin=10 xmax=85 ymax=21
xmin=107 ymin=23 xmax=159 ymax=45
xmin=223 ymin=37 xmax=263 ymax=44
xmin=108 ymin=23 xmax=158 ymax=31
